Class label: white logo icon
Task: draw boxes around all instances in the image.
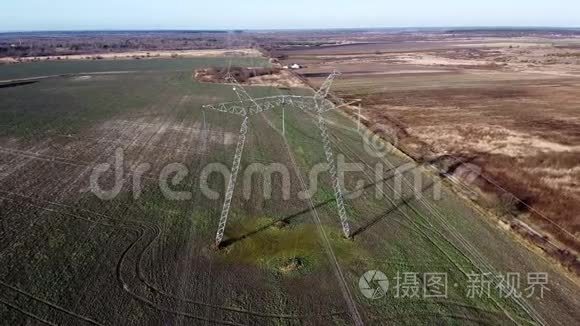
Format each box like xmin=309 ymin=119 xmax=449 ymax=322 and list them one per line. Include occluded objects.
xmin=359 ymin=270 xmax=389 ymax=299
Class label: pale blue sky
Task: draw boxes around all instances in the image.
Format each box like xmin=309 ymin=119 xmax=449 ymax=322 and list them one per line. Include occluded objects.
xmin=1 ymin=0 xmax=578 ymax=32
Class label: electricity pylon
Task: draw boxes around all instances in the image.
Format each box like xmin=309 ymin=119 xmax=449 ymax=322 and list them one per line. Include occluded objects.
xmin=203 ymin=71 xmax=352 ymax=247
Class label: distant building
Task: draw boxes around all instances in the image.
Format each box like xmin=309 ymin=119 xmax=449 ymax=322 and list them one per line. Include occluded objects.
xmin=282 ymin=63 xmax=303 ymax=70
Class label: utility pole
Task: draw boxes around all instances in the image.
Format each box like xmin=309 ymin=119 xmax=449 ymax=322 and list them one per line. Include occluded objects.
xmin=357 ymin=104 xmax=362 ymax=132
xmin=282 ymin=106 xmax=285 ymax=136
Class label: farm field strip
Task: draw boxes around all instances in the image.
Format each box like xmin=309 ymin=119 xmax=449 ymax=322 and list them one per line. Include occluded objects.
xmin=324 ymin=125 xmax=542 ymax=325
xmin=285 ymin=105 xmax=579 ymax=323
xmin=259 ymin=111 xmax=364 ymax=325
xmin=256 ymin=104 xmax=528 ymax=324
xmin=0 ymin=57 xmax=269 ymax=80
xmin=312 ymin=114 xmax=535 ymax=322
xmin=262 ymin=107 xmax=548 ymax=324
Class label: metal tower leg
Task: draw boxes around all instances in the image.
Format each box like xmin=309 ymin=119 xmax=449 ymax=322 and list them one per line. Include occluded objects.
xmin=215 ymin=117 xmax=249 ymax=246
xmin=316 ymin=112 xmax=352 ymax=238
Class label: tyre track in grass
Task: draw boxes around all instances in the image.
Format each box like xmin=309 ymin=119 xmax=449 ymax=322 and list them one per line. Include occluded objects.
xmin=108 ymin=92 xmax=249 ymax=325
xmin=332 ymin=108 xmax=571 ymax=322
xmin=270 ymin=105 xmax=527 ymax=325
xmin=0 ymin=139 xmax=53 ymax=184
xmin=1 ymin=109 xmax=347 ymax=325
xmin=0 ymin=191 xmax=244 ymax=325
xmin=290 ymin=109 xmax=529 ymax=324
xmin=260 ymin=112 xmax=364 ymax=326
xmin=0 ymin=72 xmax=197 ymax=323
xmin=119 ymin=92 xmax=335 ymax=322
xmin=0 ymin=297 xmax=58 ymax=326
xmin=324 ymin=120 xmax=544 ymax=325
xmin=0 ymin=192 xmax=229 ymax=325
xmin=0 ymin=180 xmax=347 ymax=323
xmin=0 ymin=88 xmax=246 ymax=324
xmin=127 ymin=218 xmax=347 ymax=321
xmin=0 ymin=280 xmax=102 ymax=325
xmin=0 ymin=149 xmax=120 ymax=325
xmin=124 ymin=109 xmax=348 ymax=322
xmin=0 ymin=97 xmax=167 ymax=295
xmin=328 ymin=133 xmax=527 ymax=324
xmin=309 ymin=110 xmax=542 ymax=325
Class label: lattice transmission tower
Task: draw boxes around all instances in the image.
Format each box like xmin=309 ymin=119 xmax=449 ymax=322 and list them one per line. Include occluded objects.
xmin=203 ymin=71 xmax=351 ymax=247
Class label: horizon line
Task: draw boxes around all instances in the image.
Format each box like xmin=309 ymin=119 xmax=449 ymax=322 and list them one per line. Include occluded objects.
xmin=2 ymin=25 xmax=580 ymax=34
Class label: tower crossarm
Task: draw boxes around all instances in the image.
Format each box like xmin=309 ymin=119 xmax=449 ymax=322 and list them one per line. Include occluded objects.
xmin=202 ymin=102 xmax=247 ymax=116
xmin=225 ymin=75 xmax=264 ymax=115
xmin=202 ymin=95 xmax=319 ymax=117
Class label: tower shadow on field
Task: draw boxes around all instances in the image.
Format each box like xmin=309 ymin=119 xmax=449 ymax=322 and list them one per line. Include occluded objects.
xmin=350 ymin=181 xmax=436 ymax=238
xmin=219 ymin=168 xmax=403 ymax=248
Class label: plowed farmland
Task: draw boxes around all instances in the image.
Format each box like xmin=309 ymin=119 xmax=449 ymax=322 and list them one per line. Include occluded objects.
xmin=0 ymin=57 xmax=579 ymax=325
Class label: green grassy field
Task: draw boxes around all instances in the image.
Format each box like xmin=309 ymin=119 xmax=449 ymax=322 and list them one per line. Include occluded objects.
xmin=0 ymin=57 xmax=267 ymax=80
xmin=0 ymin=58 xmax=578 ymax=325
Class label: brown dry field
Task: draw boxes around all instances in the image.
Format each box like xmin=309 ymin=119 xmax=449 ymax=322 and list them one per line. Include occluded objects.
xmin=277 ymin=35 xmax=580 ymax=271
